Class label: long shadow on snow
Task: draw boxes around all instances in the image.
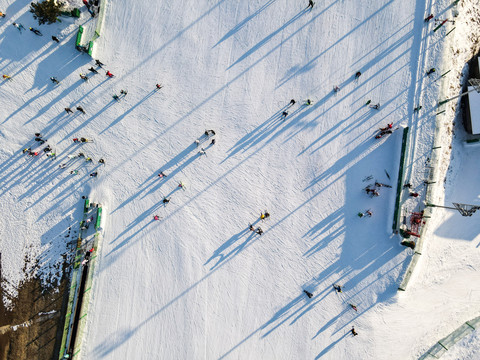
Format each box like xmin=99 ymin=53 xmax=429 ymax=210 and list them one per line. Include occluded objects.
xmin=213 ymin=0 xmax=277 ymax=48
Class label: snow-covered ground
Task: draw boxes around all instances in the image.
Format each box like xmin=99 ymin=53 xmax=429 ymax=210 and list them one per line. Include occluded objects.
xmin=1 ymin=0 xmax=479 ymax=359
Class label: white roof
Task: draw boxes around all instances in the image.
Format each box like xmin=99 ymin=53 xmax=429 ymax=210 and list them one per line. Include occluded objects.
xmin=468 ymin=86 xmax=480 ymax=134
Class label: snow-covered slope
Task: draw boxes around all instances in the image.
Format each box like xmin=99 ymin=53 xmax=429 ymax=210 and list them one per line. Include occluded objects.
xmin=1 ymin=0 xmax=479 ymax=359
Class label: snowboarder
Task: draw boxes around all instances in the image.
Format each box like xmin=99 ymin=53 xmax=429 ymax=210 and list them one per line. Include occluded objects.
xmin=77 ymin=106 xmax=85 ymax=114
xmin=95 ymin=59 xmax=104 ymax=67
xmin=370 ymin=103 xmax=380 ymax=110
xmin=50 ymin=77 xmax=59 ymax=84
xmin=12 ymin=22 xmax=25 ymax=32
xmin=289 ymin=99 xmax=296 ymax=106
xmin=99 ymin=158 xmax=105 ymax=164
xmin=256 ymin=227 xmax=263 ymax=235
xmin=414 ymin=105 xmax=422 ymax=112
xmin=80 ymin=74 xmax=88 ymax=81
xmin=90 ymin=172 xmax=98 ymax=177
xmin=156 ymin=83 xmax=163 ymax=90
xmin=426 ymin=68 xmax=436 ymax=76
xmin=424 ymin=14 xmax=434 ymax=22
xmin=106 ymin=71 xmax=114 ymax=77
xmin=162 ymin=197 xmax=170 ymax=204
xmin=52 ymin=35 xmax=60 ymax=43
xmin=29 ymin=27 xmax=42 ymax=36
xmin=375 ymin=130 xmax=392 ymax=139
xmin=306 ymin=99 xmax=312 ymax=105
xmin=355 ymin=71 xmax=362 ymax=80
xmin=333 ymin=284 xmax=342 ymax=293
xmin=153 ymin=215 xmax=160 ymax=221
xmin=65 ymin=107 xmax=73 ymax=114
xmin=282 ymin=111 xmax=288 ymax=118
xmin=88 ymin=67 xmax=98 ymax=74
xmin=409 ymin=192 xmax=419 ymax=197
xmin=307 ymin=0 xmax=315 ymax=9
xmin=304 ymin=290 xmax=313 ymax=298
xmin=351 ymin=326 xmax=358 ymax=336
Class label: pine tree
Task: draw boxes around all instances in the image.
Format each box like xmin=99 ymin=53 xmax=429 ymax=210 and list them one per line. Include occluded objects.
xmin=30 ymin=0 xmax=63 ymax=25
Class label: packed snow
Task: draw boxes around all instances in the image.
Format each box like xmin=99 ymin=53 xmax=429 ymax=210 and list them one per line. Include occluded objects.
xmin=1 ymin=0 xmax=479 ymax=359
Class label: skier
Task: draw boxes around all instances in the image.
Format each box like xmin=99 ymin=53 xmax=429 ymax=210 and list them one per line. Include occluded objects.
xmin=98 ymin=158 xmax=105 ymax=164
xmin=333 ymin=85 xmax=340 ymax=93
xmin=355 ymin=71 xmax=362 ymax=80
xmin=43 ymin=145 xmax=51 ymax=153
xmin=409 ymin=192 xmax=419 ymax=197
xmin=350 ymin=304 xmax=358 ymax=312
xmin=29 ymin=27 xmax=42 ymax=36
xmin=78 ymin=152 xmax=85 ymax=158
xmin=158 ymin=171 xmax=167 ymax=178
xmin=414 ymin=105 xmax=422 ymax=112
xmin=403 ymin=183 xmax=412 ymax=188
xmin=59 ymin=164 xmax=67 ymax=169
xmin=156 ymin=83 xmax=163 ymax=90
xmin=88 ymin=67 xmax=98 ymax=74
xmin=198 ymin=148 xmax=206 ymax=156
xmin=282 ymin=111 xmax=288 ymax=118
xmin=211 ymin=138 xmax=216 ymax=145
xmin=424 ymin=14 xmax=434 ymax=22
xmin=106 ymin=71 xmax=114 ymax=77
xmin=371 ymin=103 xmax=380 ymax=110
xmin=73 ymin=138 xmax=79 ymax=143
xmin=249 ymin=224 xmax=255 ymax=231
xmin=304 ymin=290 xmax=313 ymax=298
xmin=306 ymin=99 xmax=312 ymax=105
xmin=35 ymin=132 xmax=42 ymax=137
xmin=90 ymin=172 xmax=98 ymax=177
xmin=23 ymin=148 xmax=31 ymax=153
xmin=162 ymin=197 xmax=170 ymax=204
xmin=113 ymin=94 xmax=120 ymax=101
xmin=351 ymin=326 xmax=358 ymax=336
xmin=34 ymin=136 xmax=43 ymax=141
xmin=153 ymin=215 xmax=161 ymax=221
xmin=256 ymin=227 xmax=263 ymax=235
xmin=120 ymin=89 xmax=128 ymax=96
xmin=426 ymin=68 xmax=436 ymax=75
xmin=263 ymin=211 xmax=270 ymax=219
xmin=365 ymin=210 xmax=372 ymax=217
xmin=365 ymin=99 xmax=371 ymax=106
xmin=82 ymin=0 xmax=90 ymax=7
xmin=0 ymin=11 xmax=5 ymax=17
xmin=71 ymin=170 xmax=79 ymax=175
xmin=65 ymin=107 xmax=73 ymax=114
xmin=77 ymin=106 xmax=85 ymax=114
xmin=29 ymin=151 xmax=39 ymax=156
xmin=12 ymin=22 xmax=25 ymax=32
xmin=178 ymin=182 xmax=186 ymax=190
xmin=80 ymin=137 xmax=89 ymax=143
xmin=380 ymin=123 xmax=393 ymax=131
xmin=52 ymin=35 xmax=60 ymax=43
xmin=333 ymin=284 xmax=342 ymax=293
xmin=80 ymin=74 xmax=88 ymax=81
xmin=307 ymin=0 xmax=315 ymax=9
xmin=95 ymin=59 xmax=104 ymax=67
xmin=2 ymin=75 xmax=11 ymax=80
xmin=50 ymin=77 xmax=59 ymax=84
xmin=290 ymin=99 xmax=296 ymax=106
xmin=85 ymin=157 xmax=92 ymax=162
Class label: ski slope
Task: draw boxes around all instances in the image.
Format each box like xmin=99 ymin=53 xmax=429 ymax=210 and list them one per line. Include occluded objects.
xmin=1 ymin=0 xmax=479 ymax=359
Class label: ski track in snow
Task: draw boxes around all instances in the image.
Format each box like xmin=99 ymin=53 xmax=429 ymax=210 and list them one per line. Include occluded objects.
xmin=0 ymin=0 xmax=479 ymax=359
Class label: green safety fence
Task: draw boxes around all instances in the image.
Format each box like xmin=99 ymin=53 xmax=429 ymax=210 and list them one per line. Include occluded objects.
xmin=75 ymin=26 xmax=84 ymax=48
xmin=95 ymin=207 xmax=102 ymax=229
xmin=392 ymin=127 xmax=409 ymax=230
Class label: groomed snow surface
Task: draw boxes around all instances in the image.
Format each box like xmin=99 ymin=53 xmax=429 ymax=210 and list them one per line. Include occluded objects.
xmin=0 ymin=0 xmax=479 ymax=359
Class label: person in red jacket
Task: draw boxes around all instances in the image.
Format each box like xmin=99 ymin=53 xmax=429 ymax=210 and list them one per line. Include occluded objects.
xmin=106 ymin=71 xmax=114 ymax=77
